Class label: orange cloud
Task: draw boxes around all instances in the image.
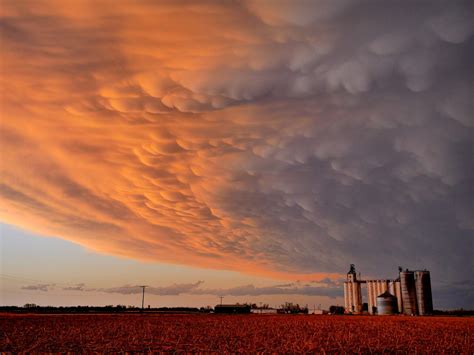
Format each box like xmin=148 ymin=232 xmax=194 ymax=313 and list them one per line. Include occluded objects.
xmin=1 ymin=0 xmax=472 ymax=283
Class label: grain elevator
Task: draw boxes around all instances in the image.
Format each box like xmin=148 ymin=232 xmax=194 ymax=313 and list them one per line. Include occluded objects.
xmin=343 ymin=265 xmax=433 ymax=315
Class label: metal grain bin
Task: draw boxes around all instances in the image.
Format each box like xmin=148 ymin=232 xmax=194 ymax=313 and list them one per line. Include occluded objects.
xmin=415 ymin=270 xmax=433 ymax=315
xmin=376 ymin=291 xmax=398 ymax=315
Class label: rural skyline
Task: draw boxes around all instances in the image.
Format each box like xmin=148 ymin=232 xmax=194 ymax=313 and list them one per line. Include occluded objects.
xmin=1 ymin=0 xmax=473 ymax=310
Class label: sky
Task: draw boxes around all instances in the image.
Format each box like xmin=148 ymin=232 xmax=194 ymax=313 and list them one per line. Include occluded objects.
xmin=0 ymin=0 xmax=473 ymax=309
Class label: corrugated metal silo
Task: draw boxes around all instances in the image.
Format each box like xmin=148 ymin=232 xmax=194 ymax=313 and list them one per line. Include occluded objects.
xmin=344 ymin=281 xmax=355 ymax=313
xmin=400 ymin=270 xmax=418 ymax=315
xmin=415 ymin=270 xmax=433 ymax=315
xmin=376 ymin=291 xmax=398 ymax=315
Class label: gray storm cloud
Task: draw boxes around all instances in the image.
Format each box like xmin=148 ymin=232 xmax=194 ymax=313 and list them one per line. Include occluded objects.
xmin=99 ymin=281 xmax=205 ymax=296
xmin=0 ymin=0 xmax=473 ymax=308
xmin=63 ymin=283 xmax=86 ymax=291
xmin=22 ymin=284 xmax=55 ymax=292
xmin=46 ymin=280 xmax=342 ymax=298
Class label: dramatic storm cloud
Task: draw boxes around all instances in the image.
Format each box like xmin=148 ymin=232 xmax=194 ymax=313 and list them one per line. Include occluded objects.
xmin=1 ymin=0 xmax=472 ymax=288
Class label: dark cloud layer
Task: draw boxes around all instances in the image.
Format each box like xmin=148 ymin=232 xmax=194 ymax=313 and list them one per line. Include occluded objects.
xmin=22 ymin=284 xmax=55 ymax=292
xmin=99 ymin=281 xmax=205 ymax=296
xmin=45 ymin=280 xmax=342 ymax=299
xmin=1 ymin=0 xmax=473 ymax=307
xmin=63 ymin=283 xmax=86 ymax=291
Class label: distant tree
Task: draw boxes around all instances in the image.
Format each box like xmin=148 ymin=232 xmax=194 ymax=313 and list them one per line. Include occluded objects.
xmin=279 ymin=302 xmax=308 ymax=314
xmin=23 ymin=303 xmax=38 ymax=308
xmin=200 ymin=306 xmax=213 ymax=313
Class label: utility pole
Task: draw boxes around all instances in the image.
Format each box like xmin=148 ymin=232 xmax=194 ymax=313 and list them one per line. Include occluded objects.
xmin=139 ymin=285 xmax=147 ymax=311
xmin=219 ymin=296 xmax=224 ymax=305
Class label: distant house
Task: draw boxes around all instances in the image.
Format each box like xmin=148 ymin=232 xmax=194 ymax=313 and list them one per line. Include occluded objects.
xmin=214 ymin=304 xmax=251 ymax=314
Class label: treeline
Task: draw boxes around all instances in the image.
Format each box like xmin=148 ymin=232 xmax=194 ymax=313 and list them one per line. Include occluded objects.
xmin=432 ymin=309 xmax=474 ymax=316
xmin=2 ymin=304 xmax=471 ymax=316
xmin=0 ymin=304 xmax=211 ymax=314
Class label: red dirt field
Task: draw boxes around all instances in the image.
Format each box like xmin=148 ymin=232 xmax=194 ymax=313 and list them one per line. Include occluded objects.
xmin=1 ymin=313 xmax=472 ymax=353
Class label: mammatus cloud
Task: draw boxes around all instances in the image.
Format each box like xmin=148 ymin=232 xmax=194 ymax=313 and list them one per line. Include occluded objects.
xmin=1 ymin=0 xmax=473 ymax=297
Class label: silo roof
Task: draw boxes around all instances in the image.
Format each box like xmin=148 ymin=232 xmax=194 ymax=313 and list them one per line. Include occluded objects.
xmin=377 ymin=291 xmax=396 ymax=299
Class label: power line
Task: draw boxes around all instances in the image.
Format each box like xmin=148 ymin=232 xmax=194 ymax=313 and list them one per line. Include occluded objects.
xmin=139 ymin=285 xmax=147 ymax=311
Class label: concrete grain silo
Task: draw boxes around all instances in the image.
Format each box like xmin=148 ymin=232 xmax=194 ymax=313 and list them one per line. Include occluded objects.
xmin=400 ymin=270 xmax=418 ymax=315
xmin=367 ymin=281 xmax=377 ymax=314
xmin=389 ymin=280 xmax=403 ymax=314
xmin=376 ymin=291 xmax=398 ymax=315
xmin=343 ymin=281 xmax=352 ymax=312
xmin=415 ymin=270 xmax=433 ymax=315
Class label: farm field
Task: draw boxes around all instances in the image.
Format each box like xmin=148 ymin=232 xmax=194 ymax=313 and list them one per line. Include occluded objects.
xmin=1 ymin=313 xmax=472 ymax=353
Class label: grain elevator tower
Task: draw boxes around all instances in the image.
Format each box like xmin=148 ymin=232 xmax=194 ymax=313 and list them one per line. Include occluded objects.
xmin=343 ymin=264 xmax=362 ymax=314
